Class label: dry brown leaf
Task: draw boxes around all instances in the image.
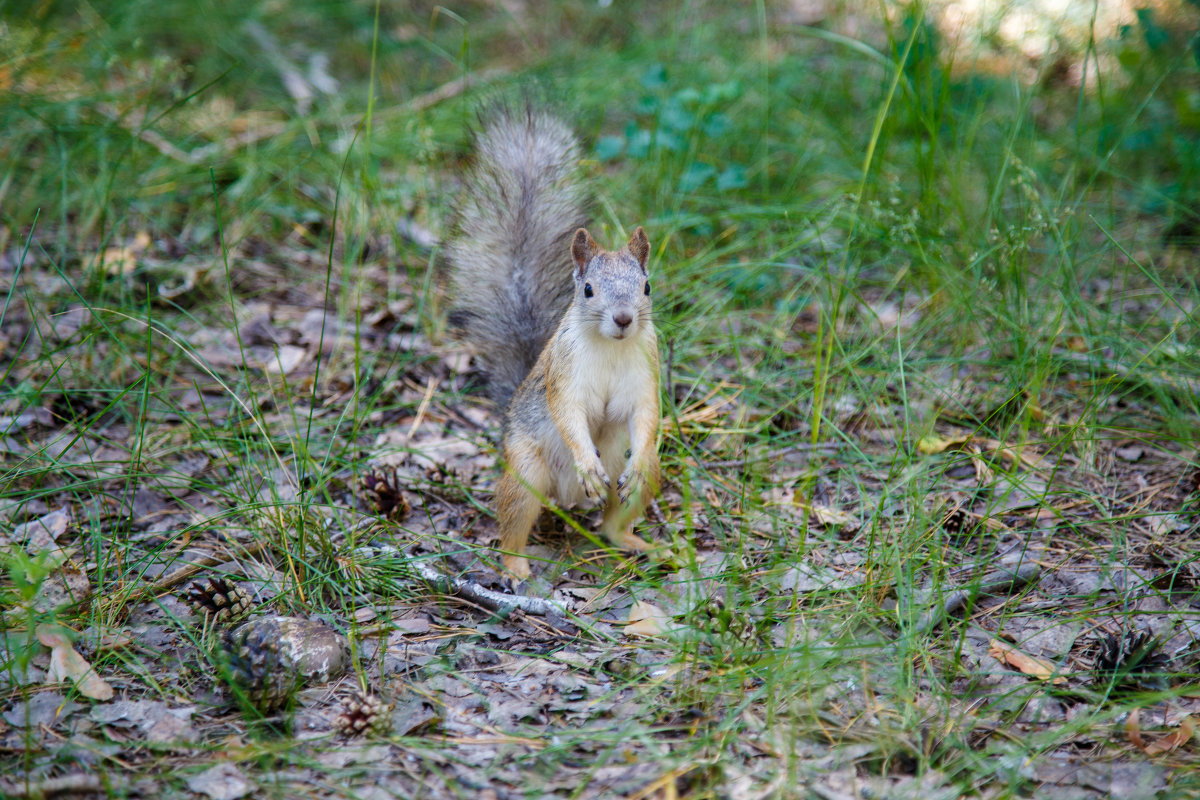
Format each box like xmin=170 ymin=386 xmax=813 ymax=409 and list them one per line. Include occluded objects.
xmin=37 ymin=624 xmax=114 ymax=701
xmin=1027 ymin=507 xmax=1061 ymax=524
xmin=1142 ymin=715 xmax=1195 ymax=756
xmin=625 ymin=601 xmax=674 ymax=637
xmin=969 ymin=444 xmax=995 ymax=484
xmin=1126 ymin=708 xmax=1146 ymax=750
xmin=988 ymin=638 xmax=1067 ymax=685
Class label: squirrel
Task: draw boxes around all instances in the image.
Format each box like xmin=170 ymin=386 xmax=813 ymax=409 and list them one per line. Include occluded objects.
xmin=445 ymin=104 xmax=660 ymax=579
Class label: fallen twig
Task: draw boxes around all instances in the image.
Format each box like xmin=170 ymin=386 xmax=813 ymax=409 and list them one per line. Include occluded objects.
xmin=94 ymin=103 xmax=287 ymax=165
xmin=915 ymin=561 xmax=1042 ymax=633
xmin=690 ymin=442 xmax=840 ymax=469
xmin=1052 ymin=348 xmax=1200 ymax=399
xmin=95 ymin=540 xmax=272 ymax=619
xmin=0 ymin=773 xmax=103 ymax=798
xmin=382 ymin=68 xmax=508 ymax=115
xmin=148 ymin=540 xmax=273 ymax=596
xmin=406 ymin=555 xmax=571 ymax=618
xmin=91 ymin=68 xmax=504 ymax=167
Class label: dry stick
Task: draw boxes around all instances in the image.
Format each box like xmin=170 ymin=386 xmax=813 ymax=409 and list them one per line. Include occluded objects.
xmin=915 ymin=561 xmax=1042 ymax=634
xmin=93 ymin=102 xmax=288 ymax=165
xmin=99 ymin=68 xmax=506 ymax=166
xmin=405 ymin=556 xmax=569 ymax=618
xmin=148 ymin=540 xmax=273 ymax=595
xmin=372 ymin=68 xmax=508 ymax=116
xmin=353 ymin=540 xmax=571 ymax=618
xmin=0 ymin=774 xmax=104 ymax=798
xmin=97 ymin=540 xmax=273 ymax=617
xmin=406 ymin=375 xmax=439 ymax=439
xmin=692 ymin=441 xmax=839 ymax=470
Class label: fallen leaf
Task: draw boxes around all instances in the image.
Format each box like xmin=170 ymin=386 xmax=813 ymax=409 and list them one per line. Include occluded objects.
xmin=988 ymin=638 xmax=1067 ymax=685
xmin=261 ymin=344 xmax=308 ymax=375
xmin=9 ymin=508 xmax=70 ymax=549
xmin=101 ymin=246 xmax=138 ymax=276
xmin=2 ymin=692 xmax=81 ymax=728
xmin=1130 ymin=713 xmax=1196 ymax=756
xmin=969 ymin=444 xmax=995 ymax=484
xmin=185 ymin=762 xmax=252 ymax=800
xmin=918 ymin=433 xmax=972 ymax=455
xmin=810 ymin=504 xmax=861 ymax=532
xmin=37 ymin=624 xmax=114 ymax=701
xmin=779 ymin=562 xmax=865 ymax=594
xmin=91 ymin=699 xmax=197 ymax=743
xmin=626 ymin=601 xmax=674 ymax=637
xmin=1027 ymin=506 xmax=1061 ymax=524
xmin=1126 ymin=708 xmax=1145 ymax=750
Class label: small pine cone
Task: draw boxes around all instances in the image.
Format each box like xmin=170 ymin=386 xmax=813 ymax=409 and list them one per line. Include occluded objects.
xmin=361 ymin=467 xmax=410 ymax=521
xmin=726 ymin=615 xmax=759 ymax=646
xmin=1092 ymin=629 xmax=1172 ymax=689
xmin=334 ymin=691 xmax=392 ymax=737
xmin=936 ymin=492 xmax=974 ymax=539
xmin=184 ymin=577 xmax=254 ymax=624
xmin=220 ymin=616 xmax=349 ymax=713
xmin=941 ymin=506 xmax=967 ymax=535
xmin=1186 ymin=468 xmax=1200 ymax=497
xmin=692 ymin=598 xmax=760 ymax=646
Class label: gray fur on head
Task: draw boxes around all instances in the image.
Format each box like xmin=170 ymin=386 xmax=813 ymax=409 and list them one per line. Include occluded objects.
xmin=445 ymin=102 xmax=590 ymax=407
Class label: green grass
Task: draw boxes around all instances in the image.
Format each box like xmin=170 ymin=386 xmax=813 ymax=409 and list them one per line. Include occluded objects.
xmin=3 ymin=1 xmax=1200 ymax=798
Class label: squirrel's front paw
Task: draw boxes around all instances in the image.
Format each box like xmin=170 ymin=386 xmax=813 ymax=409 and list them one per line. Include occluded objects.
xmin=616 ymin=467 xmax=645 ymax=505
xmin=579 ymin=461 xmax=611 ymax=502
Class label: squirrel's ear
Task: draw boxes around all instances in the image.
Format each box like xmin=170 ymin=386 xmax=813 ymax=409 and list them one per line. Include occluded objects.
xmin=627 ymin=226 xmax=649 ymax=271
xmin=571 ymin=228 xmax=598 ymax=275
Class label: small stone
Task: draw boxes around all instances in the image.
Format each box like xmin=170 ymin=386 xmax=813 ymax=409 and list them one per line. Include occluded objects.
xmin=1114 ymin=446 xmax=1144 ymax=462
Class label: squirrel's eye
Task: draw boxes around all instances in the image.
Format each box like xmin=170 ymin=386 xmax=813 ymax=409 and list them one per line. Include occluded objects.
xmin=644 ymin=282 xmax=650 ymax=296
xmin=584 ymin=283 xmax=594 ymax=298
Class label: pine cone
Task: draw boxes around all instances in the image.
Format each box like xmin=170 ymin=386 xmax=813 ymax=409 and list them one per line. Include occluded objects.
xmin=183 ymin=577 xmax=253 ymax=624
xmin=220 ymin=616 xmax=349 ymax=712
xmin=334 ymin=691 xmax=392 ymax=737
xmin=361 ymin=467 xmax=410 ymax=521
xmin=691 ymin=597 xmax=759 ymax=646
xmin=941 ymin=505 xmax=968 ymax=536
xmin=936 ymin=492 xmax=975 ymax=541
xmin=1092 ymin=629 xmax=1172 ymax=689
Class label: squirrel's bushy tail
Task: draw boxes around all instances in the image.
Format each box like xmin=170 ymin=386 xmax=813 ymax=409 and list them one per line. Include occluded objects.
xmin=445 ymin=104 xmax=589 ymax=407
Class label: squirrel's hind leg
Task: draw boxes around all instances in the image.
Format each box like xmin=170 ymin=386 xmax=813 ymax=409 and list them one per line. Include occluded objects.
xmin=600 ymin=490 xmax=653 ymax=553
xmin=496 ymin=467 xmax=545 ymax=580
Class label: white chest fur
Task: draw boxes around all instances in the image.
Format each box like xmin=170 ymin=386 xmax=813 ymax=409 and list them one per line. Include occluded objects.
xmin=545 ymin=325 xmax=656 ymax=504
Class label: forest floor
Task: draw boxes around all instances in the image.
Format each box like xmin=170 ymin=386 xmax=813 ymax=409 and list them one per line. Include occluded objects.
xmin=3 ymin=2 xmax=1200 ymax=798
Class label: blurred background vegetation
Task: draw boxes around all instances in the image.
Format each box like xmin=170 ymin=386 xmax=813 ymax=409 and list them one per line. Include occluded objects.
xmin=5 ymin=0 xmax=1198 ymax=284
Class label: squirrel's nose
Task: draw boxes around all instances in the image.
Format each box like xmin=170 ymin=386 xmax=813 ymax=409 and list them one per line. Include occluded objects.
xmin=612 ymin=310 xmax=633 ymax=329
